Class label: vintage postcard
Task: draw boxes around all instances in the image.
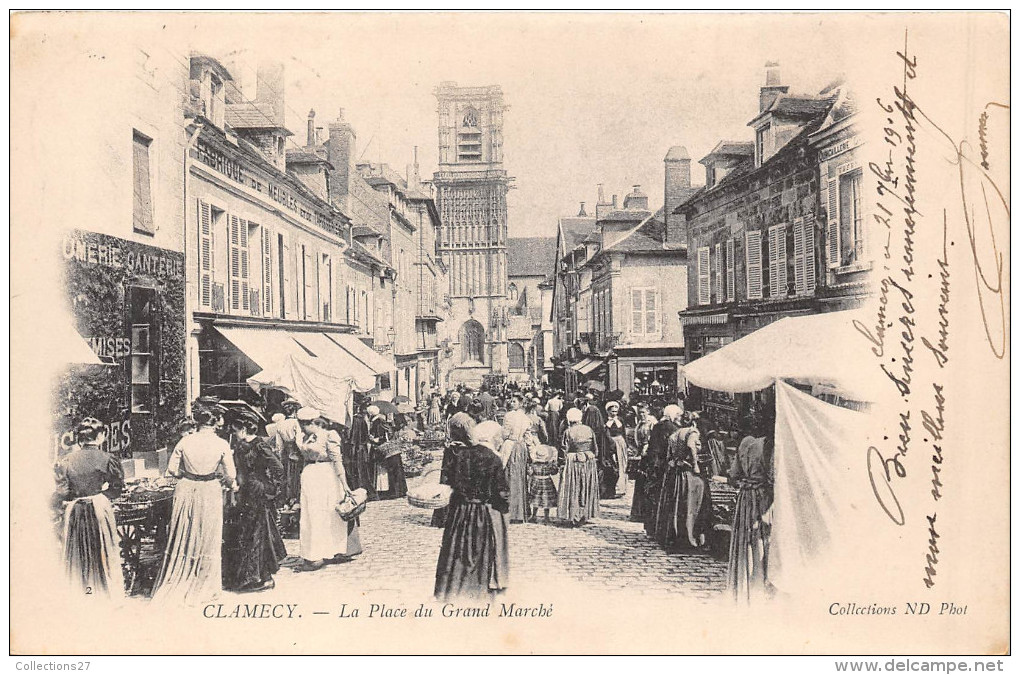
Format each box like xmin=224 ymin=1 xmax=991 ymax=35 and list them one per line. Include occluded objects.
xmin=10 ymin=11 xmax=1010 ymax=656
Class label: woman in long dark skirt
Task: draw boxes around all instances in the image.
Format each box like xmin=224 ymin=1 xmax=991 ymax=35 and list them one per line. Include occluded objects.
xmin=430 ymin=413 xmax=474 ymax=528
xmin=655 ymin=412 xmax=712 ymax=551
xmin=223 ymin=411 xmax=287 ymax=592
xmin=629 ymin=403 xmax=657 ymax=522
xmin=642 ymin=405 xmax=681 ymax=537
xmin=434 ymin=418 xmax=510 ymax=600
xmin=369 ymin=407 xmax=408 ymax=500
xmin=349 ymin=406 xmax=377 ymax=501
xmin=713 ymin=412 xmax=775 ymax=603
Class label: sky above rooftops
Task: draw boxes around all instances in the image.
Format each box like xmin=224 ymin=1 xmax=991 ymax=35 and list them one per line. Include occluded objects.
xmin=136 ymin=13 xmax=859 ymax=238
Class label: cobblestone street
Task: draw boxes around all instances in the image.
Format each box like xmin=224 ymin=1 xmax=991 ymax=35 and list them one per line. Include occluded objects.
xmin=247 ymin=477 xmax=728 ymax=607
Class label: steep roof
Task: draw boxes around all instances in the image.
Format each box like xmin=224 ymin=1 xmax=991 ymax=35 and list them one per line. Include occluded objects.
xmin=225 ymin=101 xmax=293 ymax=134
xmin=749 ymin=94 xmax=834 ymax=126
xmin=508 ymin=236 xmax=557 ymax=277
xmin=602 ymin=207 xmax=670 ymax=253
xmin=557 ymin=216 xmax=597 ymax=254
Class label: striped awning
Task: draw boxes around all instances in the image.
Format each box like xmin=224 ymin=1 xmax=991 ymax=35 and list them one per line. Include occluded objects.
xmin=571 ymin=357 xmax=603 ymax=375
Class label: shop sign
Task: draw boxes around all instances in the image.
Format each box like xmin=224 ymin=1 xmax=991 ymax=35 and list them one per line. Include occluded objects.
xmin=819 ymin=135 xmax=862 ymax=161
xmin=62 ymin=230 xmax=185 ymax=280
xmin=86 ymin=336 xmax=132 ymax=360
xmin=54 ymin=417 xmax=132 ymax=457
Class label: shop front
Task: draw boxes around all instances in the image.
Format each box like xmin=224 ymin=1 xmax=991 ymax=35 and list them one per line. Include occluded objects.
xmin=607 ymin=345 xmax=684 ymax=402
xmin=56 ymin=229 xmax=187 ymax=469
xmin=196 ymin=318 xmax=393 ymax=418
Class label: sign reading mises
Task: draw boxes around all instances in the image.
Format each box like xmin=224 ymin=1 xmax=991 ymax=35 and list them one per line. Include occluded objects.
xmin=62 ymin=230 xmax=185 ymax=280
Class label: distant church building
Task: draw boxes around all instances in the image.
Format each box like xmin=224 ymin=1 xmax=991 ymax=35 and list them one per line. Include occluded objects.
xmin=433 ymin=82 xmax=512 ymax=387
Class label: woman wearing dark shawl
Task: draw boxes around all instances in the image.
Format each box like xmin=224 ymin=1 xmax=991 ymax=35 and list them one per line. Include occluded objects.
xmin=434 ymin=417 xmax=510 ymax=600
xmin=430 ymin=413 xmax=474 ymax=528
xmin=348 ymin=405 xmax=376 ymax=500
xmin=642 ymin=405 xmax=682 ymax=537
xmin=655 ymin=411 xmax=713 ymax=551
xmin=222 ymin=411 xmax=286 ymax=592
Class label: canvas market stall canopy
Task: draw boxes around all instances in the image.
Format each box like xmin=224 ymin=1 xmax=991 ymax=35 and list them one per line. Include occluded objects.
xmin=215 ymin=327 xmax=389 ymax=423
xmin=681 ymin=309 xmax=876 ymax=401
xmin=681 ymin=309 xmax=887 ymax=597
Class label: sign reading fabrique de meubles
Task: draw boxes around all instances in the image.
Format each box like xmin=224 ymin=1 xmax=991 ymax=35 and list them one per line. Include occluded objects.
xmin=55 ymin=229 xmax=187 ymax=459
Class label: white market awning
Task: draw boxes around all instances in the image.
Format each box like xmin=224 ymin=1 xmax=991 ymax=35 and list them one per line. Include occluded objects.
xmin=681 ymin=308 xmax=878 ymax=401
xmin=215 ymin=326 xmax=310 ymax=371
xmin=289 ymin=332 xmax=377 ymax=391
xmin=323 ymin=332 xmax=394 ymax=376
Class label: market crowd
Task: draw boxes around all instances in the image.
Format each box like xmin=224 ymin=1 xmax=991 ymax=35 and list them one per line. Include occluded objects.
xmin=54 ymin=380 xmax=777 ymax=606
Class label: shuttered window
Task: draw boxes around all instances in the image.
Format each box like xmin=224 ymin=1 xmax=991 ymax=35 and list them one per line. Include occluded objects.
xmin=261 ymin=227 xmax=273 ymax=316
xmin=228 ymin=215 xmax=250 ymax=312
xmin=726 ymin=238 xmax=736 ymax=302
xmin=697 ymin=246 xmax=710 ymax=306
xmin=825 ymin=177 xmax=840 ymax=269
xmin=714 ymin=243 xmax=723 ymax=304
xmin=132 ymin=131 xmax=154 ymax=235
xmin=768 ymin=224 xmax=788 ymax=298
xmin=197 ymin=200 xmax=213 ymax=308
xmin=804 ymin=219 xmax=816 ymax=293
xmin=745 ymin=230 xmax=763 ymax=300
xmin=631 ymin=288 xmax=659 ymax=336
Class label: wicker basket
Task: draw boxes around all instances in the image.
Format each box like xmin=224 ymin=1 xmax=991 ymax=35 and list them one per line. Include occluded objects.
xmin=406 ymin=467 xmax=451 ymax=509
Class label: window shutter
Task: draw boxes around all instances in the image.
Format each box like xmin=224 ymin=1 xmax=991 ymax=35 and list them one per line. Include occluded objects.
xmin=793 ymin=218 xmax=806 ymax=295
xmin=768 ymin=226 xmax=779 ymax=297
xmin=804 ymin=218 xmax=817 ymax=293
xmin=631 ymin=288 xmax=643 ymax=334
xmin=776 ymin=223 xmax=788 ymax=297
xmin=714 ymin=243 xmax=723 ymax=304
xmin=280 ymin=230 xmax=292 ymax=320
xmin=239 ymin=218 xmax=250 ymax=312
xmin=262 ymin=227 xmax=273 ymax=316
xmin=697 ymin=246 xmax=710 ymax=305
xmin=645 ymin=290 xmax=657 ymax=335
xmin=726 ymin=238 xmax=735 ymax=302
xmin=228 ymin=214 xmax=240 ymax=311
xmin=198 ymin=200 xmax=212 ymax=308
xmin=826 ymin=177 xmax=840 ymax=269
xmin=745 ymin=230 xmax=763 ymax=300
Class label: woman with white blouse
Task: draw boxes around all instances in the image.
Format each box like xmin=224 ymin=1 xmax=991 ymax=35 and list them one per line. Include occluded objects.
xmin=152 ymin=404 xmax=237 ymax=605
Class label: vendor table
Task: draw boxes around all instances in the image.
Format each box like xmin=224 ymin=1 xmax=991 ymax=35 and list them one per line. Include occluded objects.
xmin=113 ymin=487 xmax=174 ymax=596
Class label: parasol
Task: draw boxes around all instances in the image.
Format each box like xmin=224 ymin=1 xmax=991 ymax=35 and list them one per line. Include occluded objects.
xmin=369 ymin=400 xmax=400 ymax=415
xmin=393 ymin=395 xmax=411 ymax=404
xmin=585 ymin=380 xmax=606 ymax=392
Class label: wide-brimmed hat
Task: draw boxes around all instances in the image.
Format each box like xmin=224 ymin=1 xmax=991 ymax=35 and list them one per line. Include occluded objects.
xmin=566 ymin=408 xmax=583 ymax=423
xmin=605 ymin=401 xmax=620 ymax=412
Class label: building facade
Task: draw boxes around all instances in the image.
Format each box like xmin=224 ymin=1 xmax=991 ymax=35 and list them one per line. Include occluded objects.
xmin=433 ymin=82 xmax=512 ymax=388
xmin=506 ymin=236 xmax=557 ymax=384
xmin=185 ymin=57 xmax=398 ymax=415
xmin=674 ymin=64 xmax=865 ymax=428
xmin=53 ymin=44 xmax=190 ymax=470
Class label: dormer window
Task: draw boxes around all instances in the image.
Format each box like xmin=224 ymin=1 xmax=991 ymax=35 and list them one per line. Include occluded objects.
xmin=706 ymin=165 xmax=716 ymax=189
xmin=205 ymin=72 xmax=224 ymax=128
xmin=755 ymin=124 xmax=769 ymax=166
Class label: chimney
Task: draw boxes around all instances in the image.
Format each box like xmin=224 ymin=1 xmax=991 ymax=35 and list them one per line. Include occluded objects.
xmin=255 ymin=61 xmax=286 ymax=126
xmin=578 ymin=202 xmax=588 ymax=217
xmin=623 ymin=185 xmax=649 ymax=211
xmin=306 ymin=109 xmax=316 ymax=147
xmin=407 ymin=146 xmax=421 ymax=191
xmin=327 ymin=109 xmax=357 ymax=209
xmin=595 ymin=183 xmax=613 ymax=220
xmin=759 ymin=61 xmax=789 ymax=113
xmin=664 ymin=146 xmax=692 ymax=249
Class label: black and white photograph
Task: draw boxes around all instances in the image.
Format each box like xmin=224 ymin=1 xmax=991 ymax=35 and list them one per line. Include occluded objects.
xmin=9 ymin=11 xmax=1010 ymax=659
